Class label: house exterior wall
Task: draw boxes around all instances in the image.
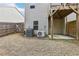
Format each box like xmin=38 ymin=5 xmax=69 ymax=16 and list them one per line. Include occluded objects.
xmin=25 ymin=3 xmax=50 ymax=35
xmin=53 ymin=18 xmax=65 ymax=34
xmin=48 ymin=18 xmax=65 ymax=35
xmin=67 ymin=12 xmax=76 ymax=22
xmin=0 ymin=7 xmax=24 ymax=23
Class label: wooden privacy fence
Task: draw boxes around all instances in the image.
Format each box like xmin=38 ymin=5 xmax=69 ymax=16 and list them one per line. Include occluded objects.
xmin=67 ymin=21 xmax=76 ymax=37
xmin=16 ymin=23 xmax=24 ymax=33
xmin=0 ymin=23 xmax=24 ymax=36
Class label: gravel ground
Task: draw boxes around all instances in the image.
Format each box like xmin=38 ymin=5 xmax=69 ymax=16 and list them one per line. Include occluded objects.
xmin=0 ymin=33 xmax=79 ymax=56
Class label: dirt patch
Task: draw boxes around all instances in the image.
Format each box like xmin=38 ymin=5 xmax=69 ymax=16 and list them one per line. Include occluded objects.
xmin=0 ymin=33 xmax=79 ymax=56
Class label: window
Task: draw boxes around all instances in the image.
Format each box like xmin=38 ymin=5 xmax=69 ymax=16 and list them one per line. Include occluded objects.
xmin=34 ymin=21 xmax=38 ymax=25
xmin=33 ymin=21 xmax=38 ymax=30
xmin=30 ymin=5 xmax=35 ymax=9
xmin=34 ymin=26 xmax=38 ymax=30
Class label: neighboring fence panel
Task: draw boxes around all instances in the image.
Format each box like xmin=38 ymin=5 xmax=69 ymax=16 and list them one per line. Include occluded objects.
xmin=0 ymin=23 xmax=24 ymax=36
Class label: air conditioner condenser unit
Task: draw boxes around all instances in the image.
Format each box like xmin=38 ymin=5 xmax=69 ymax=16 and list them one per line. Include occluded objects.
xmin=37 ymin=30 xmax=45 ymax=38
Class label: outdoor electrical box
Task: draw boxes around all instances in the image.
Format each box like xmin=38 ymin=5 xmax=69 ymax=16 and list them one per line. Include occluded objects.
xmin=26 ymin=28 xmax=33 ymax=37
